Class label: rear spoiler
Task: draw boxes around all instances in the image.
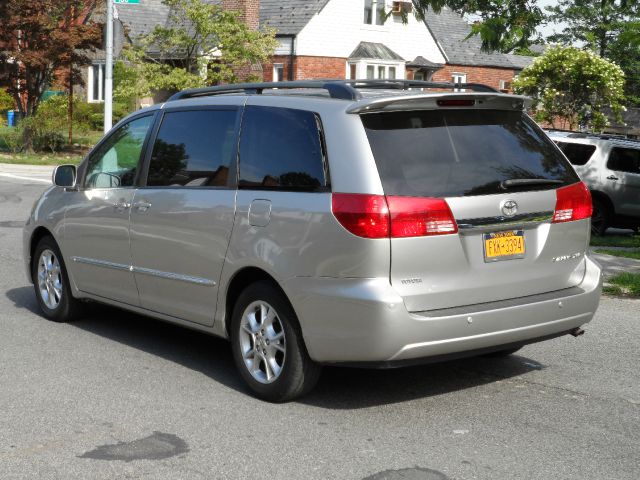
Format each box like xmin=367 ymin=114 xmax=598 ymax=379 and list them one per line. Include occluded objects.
xmin=346 ymin=93 xmax=532 ymax=114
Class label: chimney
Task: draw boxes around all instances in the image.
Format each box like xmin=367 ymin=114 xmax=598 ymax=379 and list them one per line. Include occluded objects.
xmin=222 ymin=0 xmax=259 ymax=30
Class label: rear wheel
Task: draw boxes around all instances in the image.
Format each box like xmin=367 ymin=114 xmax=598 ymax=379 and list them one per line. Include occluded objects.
xmin=591 ymin=198 xmax=610 ymax=237
xmin=230 ymin=282 xmax=321 ymax=402
xmin=32 ymin=236 xmax=83 ymax=322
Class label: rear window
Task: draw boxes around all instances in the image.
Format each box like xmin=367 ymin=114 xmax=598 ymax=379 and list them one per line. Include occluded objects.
xmin=555 ymin=141 xmax=596 ymax=166
xmin=362 ymin=109 xmax=578 ymax=197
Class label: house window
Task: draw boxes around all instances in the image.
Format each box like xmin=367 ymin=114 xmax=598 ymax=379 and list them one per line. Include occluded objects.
xmin=452 ymin=73 xmax=467 ymax=92
xmin=366 ymin=65 xmax=375 ymax=79
xmin=88 ymin=63 xmax=105 ymax=103
xmin=378 ymin=65 xmax=386 ymax=79
xmin=273 ymin=63 xmax=284 ymax=82
xmin=388 ymin=66 xmax=396 ymax=79
xmin=349 ymin=64 xmax=357 ymax=80
xmin=364 ymin=0 xmax=385 ymax=25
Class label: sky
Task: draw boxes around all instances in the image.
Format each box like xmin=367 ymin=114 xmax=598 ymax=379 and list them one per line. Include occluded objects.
xmin=536 ymin=0 xmax=568 ymax=40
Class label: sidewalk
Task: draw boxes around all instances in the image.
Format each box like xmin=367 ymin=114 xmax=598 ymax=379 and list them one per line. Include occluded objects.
xmin=590 ymin=249 xmax=640 ymax=279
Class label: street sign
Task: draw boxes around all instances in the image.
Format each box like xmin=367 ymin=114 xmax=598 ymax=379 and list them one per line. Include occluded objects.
xmin=114 ymin=0 xmax=141 ymax=4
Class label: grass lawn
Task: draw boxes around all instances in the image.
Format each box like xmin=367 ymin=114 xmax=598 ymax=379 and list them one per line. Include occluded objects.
xmin=0 ymin=152 xmax=83 ymax=166
xmin=594 ymin=249 xmax=640 ymax=260
xmin=603 ymin=272 xmax=640 ymax=297
xmin=590 ymin=234 xmax=640 ymax=249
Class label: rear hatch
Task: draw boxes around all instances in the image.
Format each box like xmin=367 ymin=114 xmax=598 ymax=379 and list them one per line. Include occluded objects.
xmin=361 ymin=104 xmax=591 ymax=312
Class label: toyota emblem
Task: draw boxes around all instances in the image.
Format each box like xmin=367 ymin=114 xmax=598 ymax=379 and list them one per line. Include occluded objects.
xmin=501 ymin=199 xmax=518 ymax=217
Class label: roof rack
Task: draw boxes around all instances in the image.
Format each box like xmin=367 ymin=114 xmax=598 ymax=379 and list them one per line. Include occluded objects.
xmin=554 ymin=130 xmax=640 ymax=144
xmin=166 ymin=79 xmax=499 ymax=102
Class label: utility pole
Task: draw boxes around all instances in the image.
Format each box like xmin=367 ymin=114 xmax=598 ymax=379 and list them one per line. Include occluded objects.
xmin=104 ymin=0 xmax=113 ymax=134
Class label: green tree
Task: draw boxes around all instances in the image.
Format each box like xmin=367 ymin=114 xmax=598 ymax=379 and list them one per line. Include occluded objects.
xmin=513 ymin=46 xmax=626 ymax=131
xmin=607 ymin=20 xmax=640 ymax=105
xmin=408 ymin=1 xmax=544 ymax=53
xmin=545 ymin=1 xmax=639 ymax=105
xmin=116 ymin=0 xmax=277 ymax=101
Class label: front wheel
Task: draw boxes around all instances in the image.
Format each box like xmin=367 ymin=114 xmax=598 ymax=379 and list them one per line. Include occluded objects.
xmin=32 ymin=236 xmax=83 ymax=322
xmin=230 ymin=282 xmax=321 ymax=402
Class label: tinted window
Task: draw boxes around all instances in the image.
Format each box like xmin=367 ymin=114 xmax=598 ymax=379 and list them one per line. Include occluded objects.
xmin=555 ymin=141 xmax=596 ymax=166
xmin=147 ymin=109 xmax=238 ymax=187
xmin=607 ymin=147 xmax=640 ymax=174
xmin=85 ymin=115 xmax=153 ymax=188
xmin=362 ymin=110 xmax=578 ymax=197
xmin=239 ymin=106 xmax=326 ymax=190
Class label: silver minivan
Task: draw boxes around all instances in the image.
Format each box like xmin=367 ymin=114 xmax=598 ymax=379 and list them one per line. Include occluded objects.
xmin=23 ymin=80 xmax=602 ymax=401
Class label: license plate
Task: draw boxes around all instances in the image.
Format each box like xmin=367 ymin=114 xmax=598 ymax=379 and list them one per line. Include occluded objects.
xmin=483 ymin=229 xmax=525 ymax=262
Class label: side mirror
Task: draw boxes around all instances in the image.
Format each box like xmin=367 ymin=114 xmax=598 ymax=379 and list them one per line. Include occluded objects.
xmin=52 ymin=165 xmax=77 ymax=188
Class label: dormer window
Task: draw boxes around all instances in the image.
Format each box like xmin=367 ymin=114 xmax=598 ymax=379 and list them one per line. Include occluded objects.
xmin=364 ymin=0 xmax=385 ymax=25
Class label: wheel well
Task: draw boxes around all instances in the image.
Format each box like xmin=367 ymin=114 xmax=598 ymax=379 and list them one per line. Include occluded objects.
xmin=224 ymin=267 xmax=289 ymax=336
xmin=29 ymin=227 xmax=54 ymax=270
xmin=590 ymin=190 xmax=614 ymax=216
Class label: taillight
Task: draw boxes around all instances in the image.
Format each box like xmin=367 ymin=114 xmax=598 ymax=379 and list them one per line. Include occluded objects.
xmin=331 ymin=193 xmax=390 ymax=238
xmin=386 ymin=196 xmax=458 ymax=237
xmin=332 ymin=193 xmax=458 ymax=238
xmin=553 ymin=182 xmax=593 ymax=223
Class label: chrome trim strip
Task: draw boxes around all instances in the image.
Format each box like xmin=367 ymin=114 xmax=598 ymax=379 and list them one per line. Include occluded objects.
xmin=71 ymin=257 xmax=216 ymax=286
xmin=132 ymin=266 xmax=216 ymax=287
xmin=72 ymin=256 xmax=131 ymax=272
xmin=457 ymin=211 xmax=553 ymax=230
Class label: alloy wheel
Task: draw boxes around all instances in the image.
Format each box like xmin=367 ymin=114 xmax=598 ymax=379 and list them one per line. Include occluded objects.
xmin=37 ymin=249 xmax=63 ymax=310
xmin=238 ymin=300 xmax=286 ymax=384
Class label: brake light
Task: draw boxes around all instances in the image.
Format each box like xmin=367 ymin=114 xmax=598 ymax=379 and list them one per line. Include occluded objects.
xmin=437 ymin=99 xmax=475 ymax=107
xmin=332 ymin=194 xmax=458 ymax=238
xmin=553 ymin=182 xmax=593 ymax=223
xmin=386 ymin=196 xmax=458 ymax=237
xmin=331 ymin=193 xmax=389 ymax=238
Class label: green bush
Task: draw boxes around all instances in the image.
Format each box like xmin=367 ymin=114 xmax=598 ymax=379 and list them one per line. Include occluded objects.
xmin=0 ymin=126 xmax=24 ymax=153
xmin=0 ymin=89 xmax=15 ymax=127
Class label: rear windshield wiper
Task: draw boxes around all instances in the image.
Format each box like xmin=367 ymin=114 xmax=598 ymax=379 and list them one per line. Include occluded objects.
xmin=500 ymin=178 xmax=564 ymax=190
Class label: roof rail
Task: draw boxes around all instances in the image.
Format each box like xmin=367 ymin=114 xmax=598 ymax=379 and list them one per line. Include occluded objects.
xmin=166 ymin=79 xmax=499 ymax=102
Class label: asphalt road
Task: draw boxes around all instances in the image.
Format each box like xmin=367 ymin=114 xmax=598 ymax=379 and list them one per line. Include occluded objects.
xmin=1 ymin=176 xmax=639 ymax=480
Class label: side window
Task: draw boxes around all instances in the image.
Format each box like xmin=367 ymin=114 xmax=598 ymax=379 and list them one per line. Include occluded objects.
xmin=238 ymin=106 xmax=327 ymax=190
xmin=607 ymin=147 xmax=640 ymax=174
xmin=146 ymin=109 xmax=238 ymax=187
xmin=84 ymin=115 xmax=154 ymax=188
xmin=556 ymin=141 xmax=596 ymax=166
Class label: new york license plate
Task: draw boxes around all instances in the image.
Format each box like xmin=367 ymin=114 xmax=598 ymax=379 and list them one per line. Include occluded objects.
xmin=483 ymin=230 xmax=525 ymax=262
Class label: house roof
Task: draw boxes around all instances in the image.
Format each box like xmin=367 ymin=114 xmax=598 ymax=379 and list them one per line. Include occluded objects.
xmin=260 ymin=0 xmax=331 ymax=35
xmin=349 ymin=42 xmax=405 ymax=61
xmin=406 ymin=56 xmax=443 ymax=69
xmin=424 ymin=7 xmax=534 ymax=70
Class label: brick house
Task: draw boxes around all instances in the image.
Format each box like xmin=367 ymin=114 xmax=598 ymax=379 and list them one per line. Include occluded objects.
xmin=260 ymin=1 xmax=533 ymax=90
xmin=77 ymin=0 xmax=533 ymax=104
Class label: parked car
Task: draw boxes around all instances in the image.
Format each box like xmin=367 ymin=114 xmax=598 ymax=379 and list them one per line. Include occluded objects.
xmin=24 ymin=80 xmax=602 ymax=401
xmin=546 ymin=131 xmax=640 ymax=235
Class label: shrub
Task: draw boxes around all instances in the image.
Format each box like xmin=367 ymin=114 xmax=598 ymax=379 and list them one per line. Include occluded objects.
xmin=0 ymin=89 xmax=15 ymax=127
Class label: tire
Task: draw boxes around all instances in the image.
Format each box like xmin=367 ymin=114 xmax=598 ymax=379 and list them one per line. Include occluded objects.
xmin=591 ymin=197 xmax=610 ymax=237
xmin=230 ymin=281 xmax=321 ymax=402
xmin=484 ymin=347 xmax=522 ymax=357
xmin=32 ymin=236 xmax=83 ymax=322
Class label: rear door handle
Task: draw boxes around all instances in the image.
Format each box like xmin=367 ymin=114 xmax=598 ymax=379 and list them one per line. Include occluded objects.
xmin=606 ymin=175 xmax=619 ymax=181
xmin=113 ymin=201 xmax=131 ymax=212
xmin=133 ymin=201 xmax=152 ymax=212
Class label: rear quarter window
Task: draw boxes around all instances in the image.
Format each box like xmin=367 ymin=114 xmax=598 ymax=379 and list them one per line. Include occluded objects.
xmin=362 ymin=109 xmax=578 ymax=197
xmin=555 ymin=141 xmax=596 ymax=166
xmin=238 ymin=106 xmax=328 ymax=191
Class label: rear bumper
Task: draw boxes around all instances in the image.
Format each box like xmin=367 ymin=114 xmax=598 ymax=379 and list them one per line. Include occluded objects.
xmin=284 ymin=256 xmax=602 ymax=363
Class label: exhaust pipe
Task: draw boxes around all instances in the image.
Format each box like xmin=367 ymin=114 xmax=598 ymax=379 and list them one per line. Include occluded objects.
xmin=570 ymin=327 xmax=585 ymax=337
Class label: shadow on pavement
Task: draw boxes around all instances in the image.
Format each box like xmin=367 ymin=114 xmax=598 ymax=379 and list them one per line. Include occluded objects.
xmin=6 ymin=285 xmax=544 ymax=409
